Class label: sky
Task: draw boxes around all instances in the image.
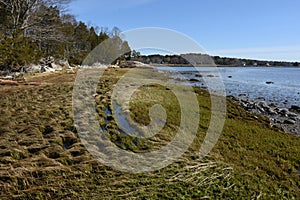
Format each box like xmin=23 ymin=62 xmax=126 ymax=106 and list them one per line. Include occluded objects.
xmin=69 ymin=0 xmax=300 ymax=62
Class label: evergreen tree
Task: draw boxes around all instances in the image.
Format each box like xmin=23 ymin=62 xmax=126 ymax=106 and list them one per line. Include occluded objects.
xmin=99 ymin=31 xmax=109 ymax=43
xmin=88 ymin=27 xmax=99 ymax=50
xmin=73 ymin=21 xmax=90 ymax=51
xmin=0 ymin=0 xmax=132 ymax=68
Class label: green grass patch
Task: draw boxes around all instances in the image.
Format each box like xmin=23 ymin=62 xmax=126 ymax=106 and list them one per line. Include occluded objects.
xmin=0 ymin=69 xmax=299 ymax=199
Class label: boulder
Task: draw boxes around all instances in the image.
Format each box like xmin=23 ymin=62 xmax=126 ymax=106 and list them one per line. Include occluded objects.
xmin=256 ymin=97 xmax=266 ymax=101
xmin=41 ymin=66 xmax=55 ymax=73
xmin=226 ymin=95 xmax=239 ymax=101
xmin=268 ymin=103 xmax=277 ymax=108
xmin=12 ymin=72 xmax=25 ymax=81
xmin=0 ymin=70 xmax=10 ymax=76
xmin=50 ymin=63 xmax=63 ymax=71
xmin=279 ymin=108 xmax=289 ymax=116
xmin=189 ymin=78 xmax=200 ymax=82
xmin=58 ymin=60 xmax=71 ymax=68
xmin=284 ymin=119 xmax=296 ymax=125
xmin=290 ymin=105 xmax=300 ymax=113
xmin=40 ymin=56 xmax=55 ymax=67
xmin=267 ymin=109 xmax=277 ymax=115
xmin=0 ymin=75 xmax=13 ymax=80
xmin=26 ymin=64 xmax=43 ymax=73
xmin=258 ymin=101 xmax=270 ymax=109
xmin=287 ymin=112 xmax=298 ymax=118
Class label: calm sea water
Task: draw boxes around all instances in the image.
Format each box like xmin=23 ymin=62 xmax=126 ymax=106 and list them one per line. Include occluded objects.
xmin=157 ymin=66 xmax=300 ymax=109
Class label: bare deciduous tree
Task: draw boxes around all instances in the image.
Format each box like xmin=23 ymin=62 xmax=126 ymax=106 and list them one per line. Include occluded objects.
xmin=0 ymin=0 xmax=71 ymax=37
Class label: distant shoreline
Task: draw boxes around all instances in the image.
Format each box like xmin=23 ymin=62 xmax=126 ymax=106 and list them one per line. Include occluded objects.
xmin=152 ymin=64 xmax=300 ymax=68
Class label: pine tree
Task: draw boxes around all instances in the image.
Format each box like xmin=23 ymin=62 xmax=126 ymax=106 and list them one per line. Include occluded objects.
xmin=88 ymin=27 xmax=99 ymax=50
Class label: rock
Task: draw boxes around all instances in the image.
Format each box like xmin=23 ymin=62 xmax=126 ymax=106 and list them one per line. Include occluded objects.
xmin=228 ymin=76 xmax=233 ymax=78
xmin=267 ymin=109 xmax=277 ymax=115
xmin=269 ymin=103 xmax=277 ymax=108
xmin=207 ymin=75 xmax=214 ymax=77
xmin=279 ymin=108 xmax=289 ymax=116
xmin=41 ymin=66 xmax=55 ymax=73
xmin=266 ymin=81 xmax=274 ymax=84
xmin=1 ymin=75 xmax=13 ymax=80
xmin=290 ymin=105 xmax=300 ymax=113
xmin=0 ymin=70 xmax=10 ymax=76
xmin=287 ymin=112 xmax=298 ymax=118
xmin=256 ymin=105 xmax=265 ymax=113
xmin=256 ymin=97 xmax=266 ymax=101
xmin=195 ymin=74 xmax=203 ymax=77
xmin=272 ymin=124 xmax=282 ymax=130
xmin=284 ymin=119 xmax=296 ymax=125
xmin=12 ymin=73 xmax=25 ymax=81
xmin=258 ymin=102 xmax=270 ymax=109
xmin=189 ymin=78 xmax=199 ymax=82
xmin=40 ymin=56 xmax=55 ymax=67
xmin=26 ymin=64 xmax=41 ymax=73
xmin=274 ymin=119 xmax=282 ymax=124
xmin=58 ymin=60 xmax=71 ymax=68
xmin=290 ymin=117 xmax=298 ymax=122
xmin=227 ymin=95 xmax=239 ymax=101
xmin=50 ymin=63 xmax=63 ymax=71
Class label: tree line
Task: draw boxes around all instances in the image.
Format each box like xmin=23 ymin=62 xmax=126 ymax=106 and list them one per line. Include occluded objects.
xmin=132 ymin=53 xmax=300 ymax=67
xmin=0 ymin=0 xmax=130 ymax=71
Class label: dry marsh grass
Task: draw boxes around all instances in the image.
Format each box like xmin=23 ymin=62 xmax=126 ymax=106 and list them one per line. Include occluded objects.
xmin=0 ymin=68 xmax=299 ymax=199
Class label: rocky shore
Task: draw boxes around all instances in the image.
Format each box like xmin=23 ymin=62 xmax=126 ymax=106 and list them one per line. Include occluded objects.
xmin=2 ymin=62 xmax=299 ymax=137
xmin=158 ymin=68 xmax=299 ymax=136
xmin=228 ymin=95 xmax=300 ymax=136
xmin=0 ymin=57 xmax=120 ymax=86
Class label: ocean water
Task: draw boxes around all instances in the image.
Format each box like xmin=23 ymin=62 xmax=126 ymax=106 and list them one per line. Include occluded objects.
xmin=157 ymin=66 xmax=300 ymax=109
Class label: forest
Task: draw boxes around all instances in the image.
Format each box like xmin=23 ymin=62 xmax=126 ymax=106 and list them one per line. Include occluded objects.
xmin=1 ymin=0 xmax=298 ymax=72
xmin=132 ymin=53 xmax=300 ymax=67
xmin=0 ymin=0 xmax=130 ymax=71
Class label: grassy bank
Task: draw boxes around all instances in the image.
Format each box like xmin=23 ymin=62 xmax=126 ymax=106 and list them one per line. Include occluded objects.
xmin=0 ymin=68 xmax=299 ymax=199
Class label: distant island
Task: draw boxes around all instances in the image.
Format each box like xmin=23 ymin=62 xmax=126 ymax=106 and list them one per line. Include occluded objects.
xmin=130 ymin=53 xmax=300 ymax=67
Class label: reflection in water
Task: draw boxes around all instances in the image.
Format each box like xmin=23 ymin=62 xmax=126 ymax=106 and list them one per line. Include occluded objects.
xmin=113 ymin=101 xmax=137 ymax=135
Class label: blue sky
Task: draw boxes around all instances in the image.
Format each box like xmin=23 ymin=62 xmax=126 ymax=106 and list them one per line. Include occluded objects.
xmin=69 ymin=0 xmax=300 ymax=61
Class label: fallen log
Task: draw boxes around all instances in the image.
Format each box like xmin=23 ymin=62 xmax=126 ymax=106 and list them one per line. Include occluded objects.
xmin=25 ymin=82 xmax=42 ymax=86
xmin=0 ymin=79 xmax=19 ymax=86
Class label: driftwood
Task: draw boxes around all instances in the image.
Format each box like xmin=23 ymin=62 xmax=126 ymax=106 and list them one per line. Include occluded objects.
xmin=0 ymin=80 xmax=19 ymax=86
xmin=25 ymin=82 xmax=42 ymax=86
xmin=0 ymin=79 xmax=42 ymax=86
